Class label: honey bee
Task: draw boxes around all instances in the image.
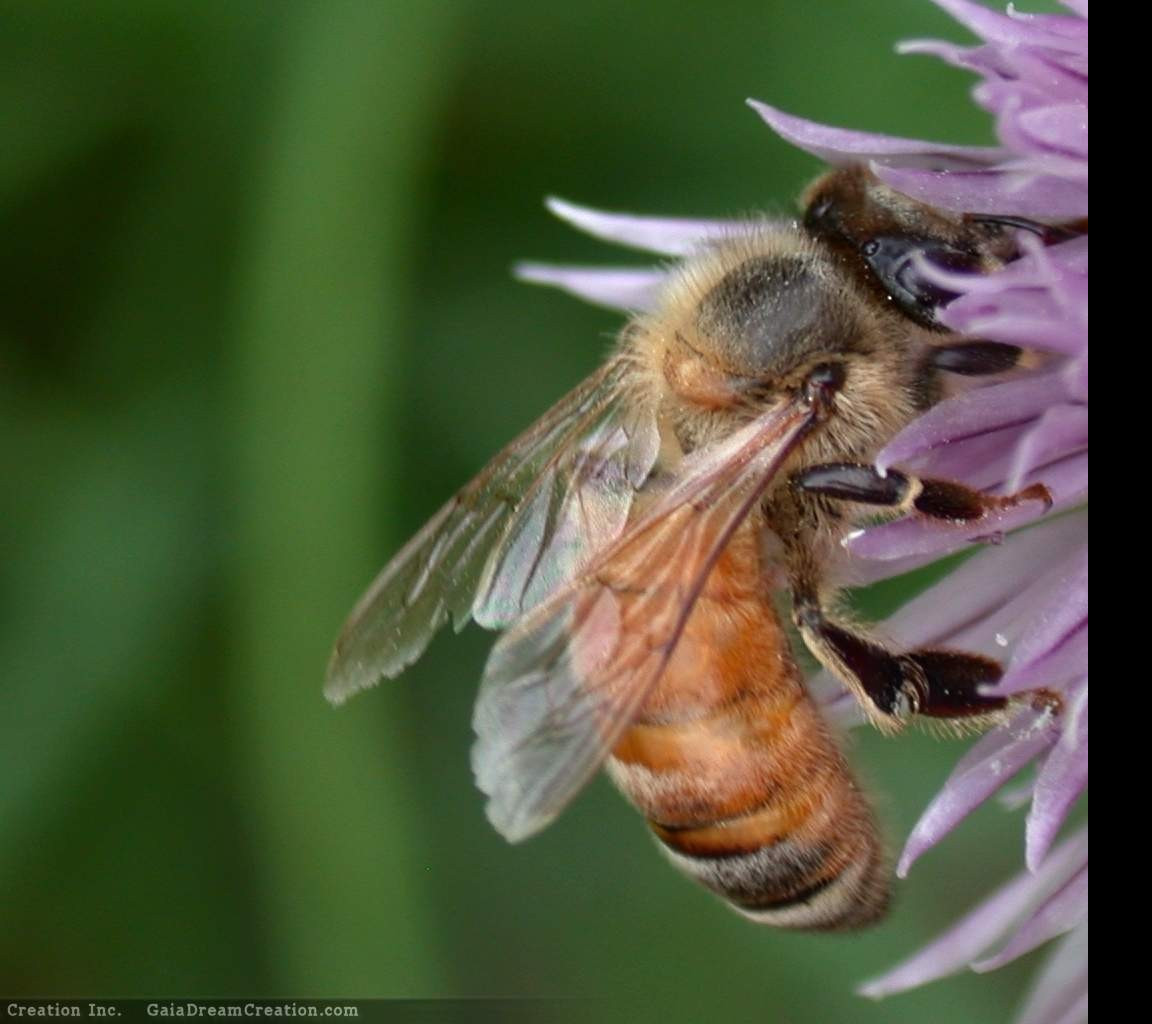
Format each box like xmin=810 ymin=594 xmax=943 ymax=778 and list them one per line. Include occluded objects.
xmin=325 ymin=166 xmax=1057 ymax=930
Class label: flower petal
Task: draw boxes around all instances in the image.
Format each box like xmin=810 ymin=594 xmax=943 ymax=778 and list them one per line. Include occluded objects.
xmin=881 ymin=514 xmax=1088 ymax=653
xmin=514 ymin=263 xmax=666 ymax=312
xmin=1025 ymin=682 xmax=1088 ymax=869
xmin=1015 ymin=922 xmax=1089 ymax=1024
xmin=931 ymin=236 xmax=1089 ymax=295
xmin=1002 ymin=543 xmax=1087 ymax=675
xmin=897 ymin=709 xmax=1059 ymax=876
xmin=1017 ymin=104 xmax=1088 ymax=159
xmin=861 ymin=829 xmax=1087 ymax=999
xmin=1005 ymin=406 xmax=1088 ymax=490
xmin=973 ymin=865 xmax=1087 ymax=971
xmin=544 ymin=197 xmax=751 ymax=256
xmin=995 ymin=625 xmax=1086 ymax=696
xmin=876 ymin=374 xmax=1068 ymax=475
xmin=747 ymin=100 xmax=1005 ymax=169
xmin=929 ymin=0 xmax=1086 ymax=51
xmin=874 ymin=163 xmax=1088 ymax=219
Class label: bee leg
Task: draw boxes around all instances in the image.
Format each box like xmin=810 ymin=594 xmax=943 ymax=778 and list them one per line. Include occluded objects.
xmin=792 ymin=601 xmax=918 ymax=729
xmin=927 ymin=340 xmax=1024 ymax=376
xmin=892 ymin=649 xmax=1008 ymax=721
xmin=792 ymin=599 xmax=1010 ymax=728
xmin=792 ymin=462 xmax=1052 ymax=523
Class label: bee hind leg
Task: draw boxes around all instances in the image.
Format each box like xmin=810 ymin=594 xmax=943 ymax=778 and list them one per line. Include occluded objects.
xmin=792 ymin=599 xmax=1010 ymax=730
xmin=791 ymin=462 xmax=1051 ymax=522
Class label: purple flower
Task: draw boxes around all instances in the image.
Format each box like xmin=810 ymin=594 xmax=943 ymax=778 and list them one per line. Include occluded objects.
xmin=518 ymin=1 xmax=1086 ymax=1020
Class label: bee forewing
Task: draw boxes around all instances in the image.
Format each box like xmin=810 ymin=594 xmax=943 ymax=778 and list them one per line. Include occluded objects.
xmin=323 ymin=359 xmax=657 ymax=705
xmin=471 ymin=403 xmax=660 ymax=628
xmin=472 ymin=396 xmax=817 ymax=842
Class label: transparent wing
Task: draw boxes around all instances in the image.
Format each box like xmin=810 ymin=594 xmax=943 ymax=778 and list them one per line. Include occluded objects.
xmin=325 ymin=358 xmax=660 ymax=704
xmin=471 ymin=395 xmax=818 ymax=842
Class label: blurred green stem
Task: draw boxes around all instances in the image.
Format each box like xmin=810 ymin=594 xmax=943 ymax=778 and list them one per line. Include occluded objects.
xmin=231 ymin=0 xmax=458 ymax=994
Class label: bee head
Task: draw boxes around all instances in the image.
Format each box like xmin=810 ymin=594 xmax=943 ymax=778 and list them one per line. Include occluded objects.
xmin=801 ymin=166 xmax=1020 ymax=327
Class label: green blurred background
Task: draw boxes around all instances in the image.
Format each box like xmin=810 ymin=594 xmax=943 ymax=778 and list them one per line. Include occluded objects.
xmin=0 ymin=0 xmax=1057 ymax=1019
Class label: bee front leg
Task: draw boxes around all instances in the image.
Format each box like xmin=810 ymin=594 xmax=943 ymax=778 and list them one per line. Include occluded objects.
xmin=927 ymin=340 xmax=1025 ymax=377
xmin=792 ymin=462 xmax=1051 ymax=523
xmin=783 ymin=465 xmax=1054 ymax=728
xmin=791 ymin=598 xmax=1009 ymax=731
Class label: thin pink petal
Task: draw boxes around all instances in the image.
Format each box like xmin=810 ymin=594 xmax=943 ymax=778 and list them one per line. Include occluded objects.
xmin=930 ymin=0 xmax=1086 ymax=51
xmin=1015 ymin=923 xmax=1089 ymax=1024
xmin=861 ymin=830 xmax=1087 ymax=998
xmin=544 ymin=197 xmax=750 ymax=256
xmin=1005 ymin=406 xmax=1089 ymax=489
xmin=1017 ymin=104 xmax=1088 ymax=158
xmin=898 ymin=711 xmax=1058 ymax=876
xmin=1004 ymin=545 xmax=1087 ymax=673
xmin=1025 ymin=684 xmax=1088 ymax=869
xmin=995 ymin=626 xmax=1086 ymax=695
xmin=999 ymin=776 xmax=1036 ymax=812
xmin=882 ymin=515 xmax=1087 ymax=651
xmin=876 ymin=374 xmax=1067 ymax=474
xmin=874 ymin=163 xmax=1088 ymax=219
xmin=514 ymin=263 xmax=666 ymax=312
xmin=747 ymin=100 xmax=1004 ymax=169
xmin=973 ymin=866 xmax=1087 ymax=971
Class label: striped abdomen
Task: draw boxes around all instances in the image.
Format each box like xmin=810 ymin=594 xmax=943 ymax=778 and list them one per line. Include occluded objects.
xmin=605 ymin=532 xmax=888 ymax=930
